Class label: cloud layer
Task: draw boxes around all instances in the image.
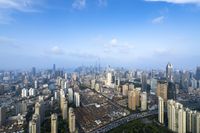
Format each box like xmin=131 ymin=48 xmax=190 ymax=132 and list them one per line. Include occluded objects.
xmin=146 ymin=0 xmax=200 ymax=4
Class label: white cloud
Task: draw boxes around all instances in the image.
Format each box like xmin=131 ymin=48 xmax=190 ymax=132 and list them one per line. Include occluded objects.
xmin=98 ymin=0 xmax=107 ymax=7
xmin=0 ymin=36 xmax=20 ymax=48
xmin=72 ymin=0 xmax=86 ymax=10
xmin=50 ymin=46 xmax=64 ymax=55
xmin=146 ymin=0 xmax=200 ymax=4
xmin=152 ymin=16 xmax=165 ymax=24
xmin=110 ymin=38 xmax=118 ymax=45
xmin=0 ymin=0 xmax=41 ymax=24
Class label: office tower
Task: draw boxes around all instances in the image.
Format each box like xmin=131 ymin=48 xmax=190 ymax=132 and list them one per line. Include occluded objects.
xmin=166 ymin=63 xmax=173 ymax=82
xmin=167 ymin=82 xmax=176 ymax=100
xmin=122 ymin=84 xmax=129 ymax=96
xmin=53 ymin=64 xmax=56 ymax=73
xmin=196 ymin=66 xmax=200 ymax=80
xmin=69 ymin=108 xmax=76 ymax=133
xmin=74 ymin=92 xmax=80 ymax=107
xmin=150 ymin=78 xmax=157 ymax=93
xmin=157 ymin=81 xmax=168 ymax=102
xmin=142 ymin=72 xmax=147 ymax=92
xmin=191 ymin=78 xmax=198 ymax=89
xmin=32 ymin=67 xmax=36 ymax=77
xmin=29 ymin=88 xmax=36 ymax=96
xmin=51 ymin=113 xmax=58 ymax=133
xmin=106 ymin=72 xmax=112 ymax=87
xmin=29 ymin=114 xmax=40 ymax=133
xmin=34 ymin=80 xmax=38 ymax=89
xmin=62 ymin=100 xmax=68 ymax=120
xmin=0 ymin=106 xmax=6 ymax=126
xmin=140 ymin=92 xmax=147 ymax=111
xmin=68 ymin=88 xmax=74 ymax=104
xmin=158 ymin=97 xmax=164 ymax=124
xmin=21 ymin=88 xmax=28 ymax=98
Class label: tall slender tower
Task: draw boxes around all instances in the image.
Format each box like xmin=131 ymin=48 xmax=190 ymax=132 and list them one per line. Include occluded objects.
xmin=51 ymin=113 xmax=58 ymax=133
xmin=158 ymin=96 xmax=164 ymax=124
xmin=69 ymin=108 xmax=76 ymax=133
xmin=166 ymin=63 xmax=173 ymax=82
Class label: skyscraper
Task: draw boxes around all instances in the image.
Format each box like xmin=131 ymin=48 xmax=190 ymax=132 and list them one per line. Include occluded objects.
xmin=51 ymin=113 xmax=58 ymax=133
xmin=69 ymin=108 xmax=76 ymax=133
xmin=32 ymin=67 xmax=36 ymax=77
xmin=166 ymin=63 xmax=173 ymax=82
xmin=29 ymin=114 xmax=40 ymax=133
xmin=0 ymin=106 xmax=6 ymax=126
xmin=74 ymin=92 xmax=80 ymax=107
xmin=106 ymin=72 xmax=112 ymax=87
xmin=157 ymin=81 xmax=168 ymax=102
xmin=196 ymin=66 xmax=200 ymax=80
xmin=128 ymin=88 xmax=140 ymax=110
xmin=68 ymin=88 xmax=74 ymax=104
xmin=140 ymin=92 xmax=147 ymax=111
xmin=167 ymin=100 xmax=186 ymax=133
xmin=158 ymin=97 xmax=164 ymax=124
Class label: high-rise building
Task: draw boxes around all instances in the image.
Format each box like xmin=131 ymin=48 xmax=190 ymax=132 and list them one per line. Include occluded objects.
xmin=0 ymin=106 xmax=6 ymax=126
xmin=158 ymin=97 xmax=164 ymax=124
xmin=157 ymin=81 xmax=168 ymax=102
xmin=34 ymin=80 xmax=38 ymax=89
xmin=16 ymin=101 xmax=27 ymax=115
xmin=32 ymin=67 xmax=36 ymax=77
xmin=142 ymin=72 xmax=147 ymax=92
xmin=122 ymin=84 xmax=129 ymax=96
xmin=29 ymin=88 xmax=36 ymax=96
xmin=53 ymin=64 xmax=56 ymax=74
xmin=167 ymin=82 xmax=176 ymax=100
xmin=196 ymin=66 xmax=200 ymax=80
xmin=69 ymin=108 xmax=76 ymax=133
xmin=140 ymin=92 xmax=147 ymax=111
xmin=167 ymin=100 xmax=186 ymax=133
xmin=128 ymin=88 xmax=140 ymax=110
xmin=62 ymin=100 xmax=68 ymax=120
xmin=74 ymin=92 xmax=80 ymax=107
xmin=106 ymin=72 xmax=112 ymax=87
xmin=91 ymin=79 xmax=96 ymax=89
xmin=21 ymin=88 xmax=28 ymax=98
xmin=151 ymin=78 xmax=157 ymax=94
xmin=35 ymin=102 xmax=44 ymax=125
xmin=186 ymin=108 xmax=192 ymax=133
xmin=29 ymin=114 xmax=40 ymax=133
xmin=51 ymin=113 xmax=58 ymax=133
xmin=68 ymin=88 xmax=74 ymax=104
xmin=166 ymin=63 xmax=173 ymax=82
xmin=197 ymin=113 xmax=200 ymax=133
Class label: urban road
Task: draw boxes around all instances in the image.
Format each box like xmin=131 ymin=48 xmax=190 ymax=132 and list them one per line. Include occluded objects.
xmin=90 ymin=110 xmax=158 ymax=133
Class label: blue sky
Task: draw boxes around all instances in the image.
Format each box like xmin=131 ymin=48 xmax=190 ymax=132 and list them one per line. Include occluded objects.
xmin=0 ymin=0 xmax=200 ymax=70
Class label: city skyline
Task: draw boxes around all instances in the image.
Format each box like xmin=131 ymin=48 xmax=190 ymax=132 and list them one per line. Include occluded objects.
xmin=1 ymin=0 xmax=200 ymax=69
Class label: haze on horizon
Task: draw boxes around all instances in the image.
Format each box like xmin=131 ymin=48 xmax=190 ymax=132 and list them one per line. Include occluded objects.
xmin=0 ymin=0 xmax=200 ymax=70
